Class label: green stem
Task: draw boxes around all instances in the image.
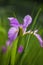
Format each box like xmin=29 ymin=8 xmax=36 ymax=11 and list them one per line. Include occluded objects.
xmin=0 ymin=18 xmax=2 ymax=26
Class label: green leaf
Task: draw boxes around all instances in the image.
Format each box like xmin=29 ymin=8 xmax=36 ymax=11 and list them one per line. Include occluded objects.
xmin=0 ymin=27 xmax=6 ymax=35
xmin=10 ymin=37 xmax=19 ymax=65
xmin=25 ymin=8 xmax=41 ymax=52
xmin=0 ymin=27 xmax=6 ymax=45
xmin=31 ymin=8 xmax=41 ymax=29
xmin=0 ymin=46 xmax=11 ymax=65
xmin=22 ymin=35 xmax=43 ymax=65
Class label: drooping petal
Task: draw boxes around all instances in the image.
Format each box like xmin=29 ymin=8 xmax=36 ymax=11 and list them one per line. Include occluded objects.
xmin=23 ymin=15 xmax=32 ymax=28
xmin=34 ymin=33 xmax=43 ymax=47
xmin=8 ymin=17 xmax=20 ymax=28
xmin=8 ymin=27 xmax=19 ymax=41
xmin=18 ymin=45 xmax=24 ymax=53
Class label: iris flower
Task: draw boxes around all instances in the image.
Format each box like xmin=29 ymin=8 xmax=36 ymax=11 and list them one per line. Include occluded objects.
xmin=6 ymin=15 xmax=43 ymax=47
xmin=6 ymin=15 xmax=32 ymax=46
xmin=2 ymin=15 xmax=43 ymax=53
xmin=8 ymin=15 xmax=32 ymax=38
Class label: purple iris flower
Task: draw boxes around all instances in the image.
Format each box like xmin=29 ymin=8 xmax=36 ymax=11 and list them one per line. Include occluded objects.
xmin=2 ymin=15 xmax=43 ymax=53
xmin=6 ymin=15 xmax=43 ymax=47
xmin=7 ymin=15 xmax=32 ymax=45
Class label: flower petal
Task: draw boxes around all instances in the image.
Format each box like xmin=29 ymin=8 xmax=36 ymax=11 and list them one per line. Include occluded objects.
xmin=8 ymin=17 xmax=19 ymax=28
xmin=23 ymin=15 xmax=32 ymax=28
xmin=34 ymin=33 xmax=43 ymax=47
xmin=22 ymin=26 xmax=27 ymax=34
xmin=8 ymin=27 xmax=19 ymax=41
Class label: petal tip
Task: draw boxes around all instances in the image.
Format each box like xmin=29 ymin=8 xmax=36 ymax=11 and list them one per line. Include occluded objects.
xmin=23 ymin=15 xmax=32 ymax=27
xmin=8 ymin=17 xmax=14 ymax=20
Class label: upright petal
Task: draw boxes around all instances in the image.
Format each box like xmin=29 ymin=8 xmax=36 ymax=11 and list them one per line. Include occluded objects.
xmin=22 ymin=25 xmax=27 ymax=34
xmin=23 ymin=15 xmax=32 ymax=28
xmin=8 ymin=17 xmax=19 ymax=28
xmin=8 ymin=27 xmax=19 ymax=41
xmin=34 ymin=33 xmax=43 ymax=47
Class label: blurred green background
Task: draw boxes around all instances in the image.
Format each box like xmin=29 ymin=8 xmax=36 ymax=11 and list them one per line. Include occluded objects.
xmin=0 ymin=0 xmax=43 ymax=65
xmin=0 ymin=0 xmax=43 ymax=45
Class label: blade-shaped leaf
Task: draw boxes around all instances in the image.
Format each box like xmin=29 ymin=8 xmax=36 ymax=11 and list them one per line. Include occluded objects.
xmin=0 ymin=46 xmax=11 ymax=65
xmin=10 ymin=37 xmax=19 ymax=65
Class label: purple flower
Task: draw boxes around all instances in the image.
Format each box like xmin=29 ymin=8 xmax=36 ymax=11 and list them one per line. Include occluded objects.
xmin=34 ymin=31 xmax=43 ymax=47
xmin=7 ymin=15 xmax=43 ymax=47
xmin=18 ymin=45 xmax=24 ymax=53
xmin=7 ymin=15 xmax=32 ymax=45
xmin=2 ymin=46 xmax=6 ymax=53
